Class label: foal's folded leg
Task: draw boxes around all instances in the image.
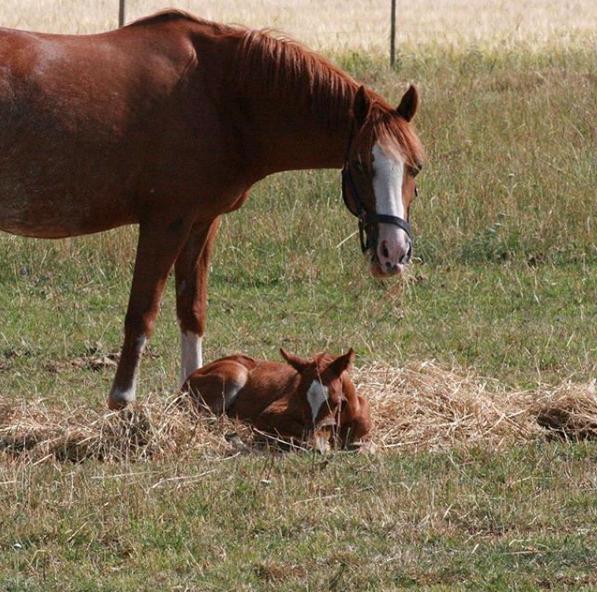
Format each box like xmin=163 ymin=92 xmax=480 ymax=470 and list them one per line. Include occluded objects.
xmin=251 ymin=402 xmax=306 ymax=445
xmin=340 ymin=395 xmax=372 ymax=446
xmin=183 ymin=360 xmax=249 ymax=415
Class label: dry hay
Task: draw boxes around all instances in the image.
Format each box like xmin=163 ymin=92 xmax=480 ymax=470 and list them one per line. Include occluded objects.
xmin=0 ymin=395 xmax=250 ymax=465
xmin=0 ymin=362 xmax=595 ymax=465
xmin=357 ymin=362 xmax=596 ymax=450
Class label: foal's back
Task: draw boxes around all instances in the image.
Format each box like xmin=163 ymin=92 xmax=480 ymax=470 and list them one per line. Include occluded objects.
xmin=183 ymin=354 xmax=300 ymax=419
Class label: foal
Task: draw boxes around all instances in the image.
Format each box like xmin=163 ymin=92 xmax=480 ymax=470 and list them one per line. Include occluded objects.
xmin=182 ymin=348 xmax=371 ymax=449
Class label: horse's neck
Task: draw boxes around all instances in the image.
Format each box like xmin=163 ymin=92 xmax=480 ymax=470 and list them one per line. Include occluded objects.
xmin=228 ymin=50 xmax=356 ymax=177
xmin=247 ymin=363 xmax=300 ymax=404
xmin=247 ymin=104 xmax=352 ymax=176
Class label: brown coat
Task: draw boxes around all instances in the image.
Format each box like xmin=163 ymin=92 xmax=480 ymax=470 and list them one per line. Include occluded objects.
xmin=183 ymin=349 xmax=371 ymax=448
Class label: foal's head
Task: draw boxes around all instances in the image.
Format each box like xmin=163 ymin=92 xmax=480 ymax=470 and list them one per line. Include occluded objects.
xmin=342 ymin=85 xmax=424 ymax=278
xmin=280 ymin=347 xmax=354 ymax=433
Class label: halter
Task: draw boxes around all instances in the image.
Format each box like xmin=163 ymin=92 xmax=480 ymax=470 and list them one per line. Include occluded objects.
xmin=341 ymin=124 xmax=413 ymax=254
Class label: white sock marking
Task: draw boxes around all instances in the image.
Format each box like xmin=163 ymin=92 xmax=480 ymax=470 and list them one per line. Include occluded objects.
xmin=110 ymin=335 xmax=147 ymax=404
xmin=180 ymin=331 xmax=203 ymax=385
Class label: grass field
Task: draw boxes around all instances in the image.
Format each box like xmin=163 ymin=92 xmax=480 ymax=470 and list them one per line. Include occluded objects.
xmin=1 ymin=2 xmax=596 ymax=590
xmin=1 ymin=444 xmax=596 ymax=590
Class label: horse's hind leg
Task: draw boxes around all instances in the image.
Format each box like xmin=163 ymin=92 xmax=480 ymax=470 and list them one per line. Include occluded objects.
xmin=108 ymin=217 xmax=192 ymax=410
xmin=175 ymin=217 xmax=221 ymax=384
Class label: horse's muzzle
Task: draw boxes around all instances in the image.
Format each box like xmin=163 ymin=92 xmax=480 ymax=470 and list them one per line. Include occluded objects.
xmin=369 ymin=255 xmax=405 ymax=278
xmin=367 ymin=241 xmax=411 ymax=278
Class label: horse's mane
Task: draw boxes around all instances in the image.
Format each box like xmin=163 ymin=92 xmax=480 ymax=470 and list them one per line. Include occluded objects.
xmin=234 ymin=29 xmax=357 ymax=129
xmin=129 ymin=11 xmax=424 ymax=167
xmin=126 ymin=9 xmax=206 ymax=28
xmin=234 ymin=29 xmax=424 ymax=166
xmin=361 ymin=104 xmax=425 ymax=169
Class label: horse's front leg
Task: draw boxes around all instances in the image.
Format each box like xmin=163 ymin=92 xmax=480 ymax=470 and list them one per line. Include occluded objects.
xmin=175 ymin=217 xmax=221 ymax=384
xmin=107 ymin=217 xmax=192 ymax=410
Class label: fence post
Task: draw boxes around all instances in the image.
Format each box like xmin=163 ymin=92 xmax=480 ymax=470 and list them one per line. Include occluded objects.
xmin=390 ymin=0 xmax=396 ymax=67
xmin=119 ymin=0 xmax=126 ymax=27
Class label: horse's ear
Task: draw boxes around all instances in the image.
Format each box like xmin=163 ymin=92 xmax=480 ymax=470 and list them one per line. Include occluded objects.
xmin=280 ymin=348 xmax=311 ymax=373
xmin=396 ymin=85 xmax=418 ymax=122
xmin=353 ymin=86 xmax=372 ymax=128
xmin=328 ymin=348 xmax=355 ymax=377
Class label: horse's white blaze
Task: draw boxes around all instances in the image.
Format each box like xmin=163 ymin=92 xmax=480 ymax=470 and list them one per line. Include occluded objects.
xmin=180 ymin=331 xmax=203 ymax=385
xmin=372 ymin=143 xmax=405 ymax=218
xmin=306 ymin=380 xmax=329 ymax=423
xmin=371 ymin=142 xmax=410 ymax=268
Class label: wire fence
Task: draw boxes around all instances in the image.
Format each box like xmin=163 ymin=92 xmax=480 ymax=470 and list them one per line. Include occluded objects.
xmin=1 ymin=1 xmax=594 ymax=53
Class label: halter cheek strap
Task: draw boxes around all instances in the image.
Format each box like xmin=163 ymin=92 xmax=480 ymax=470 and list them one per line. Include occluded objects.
xmin=341 ymin=122 xmax=413 ymax=253
xmin=341 ymin=164 xmax=413 ymax=254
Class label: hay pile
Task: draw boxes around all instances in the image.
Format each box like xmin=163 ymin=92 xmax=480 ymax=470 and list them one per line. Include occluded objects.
xmin=0 ymin=395 xmax=254 ymax=464
xmin=357 ymin=362 xmax=596 ymax=450
xmin=0 ymin=362 xmax=595 ymax=464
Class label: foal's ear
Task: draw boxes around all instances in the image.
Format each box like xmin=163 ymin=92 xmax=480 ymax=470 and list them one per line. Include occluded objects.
xmin=328 ymin=348 xmax=355 ymax=377
xmin=280 ymin=348 xmax=311 ymax=373
xmin=396 ymin=85 xmax=418 ymax=122
xmin=353 ymin=86 xmax=372 ymax=128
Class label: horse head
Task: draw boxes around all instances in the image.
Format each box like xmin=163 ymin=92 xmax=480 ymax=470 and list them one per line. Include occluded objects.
xmin=342 ymin=85 xmax=424 ymax=278
xmin=280 ymin=347 xmax=355 ymax=444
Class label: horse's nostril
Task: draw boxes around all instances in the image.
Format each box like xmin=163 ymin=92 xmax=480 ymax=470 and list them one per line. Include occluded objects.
xmin=400 ymin=242 xmax=412 ymax=264
xmin=381 ymin=242 xmax=389 ymax=259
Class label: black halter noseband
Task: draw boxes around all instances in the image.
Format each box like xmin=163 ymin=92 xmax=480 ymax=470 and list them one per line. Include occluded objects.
xmin=341 ymin=125 xmax=413 ymax=254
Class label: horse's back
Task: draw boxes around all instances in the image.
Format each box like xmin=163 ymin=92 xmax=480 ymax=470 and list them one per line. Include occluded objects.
xmin=0 ymin=21 xmax=201 ymax=237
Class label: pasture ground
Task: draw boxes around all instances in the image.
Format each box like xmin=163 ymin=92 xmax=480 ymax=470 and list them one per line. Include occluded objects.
xmin=0 ymin=4 xmax=596 ymax=590
xmin=1 ymin=444 xmax=595 ymax=591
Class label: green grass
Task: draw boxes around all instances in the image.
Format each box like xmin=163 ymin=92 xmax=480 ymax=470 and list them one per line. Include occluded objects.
xmin=1 ymin=443 xmax=596 ymax=590
xmin=1 ymin=44 xmax=596 ymax=589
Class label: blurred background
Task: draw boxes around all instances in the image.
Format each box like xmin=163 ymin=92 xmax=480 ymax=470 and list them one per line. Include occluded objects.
xmin=1 ymin=0 xmax=595 ymax=51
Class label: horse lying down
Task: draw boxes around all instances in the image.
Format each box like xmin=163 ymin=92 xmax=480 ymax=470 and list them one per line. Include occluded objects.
xmin=181 ymin=348 xmax=371 ymax=450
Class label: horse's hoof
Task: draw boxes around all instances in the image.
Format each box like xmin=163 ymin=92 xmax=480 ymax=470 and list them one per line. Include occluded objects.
xmin=107 ymin=387 xmax=135 ymax=410
xmin=107 ymin=397 xmax=127 ymax=411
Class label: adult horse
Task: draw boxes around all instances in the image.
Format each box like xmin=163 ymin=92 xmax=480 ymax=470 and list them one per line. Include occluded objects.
xmin=0 ymin=10 xmax=424 ymax=409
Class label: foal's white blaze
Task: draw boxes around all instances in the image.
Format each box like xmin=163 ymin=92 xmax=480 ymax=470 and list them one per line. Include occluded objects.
xmin=180 ymin=331 xmax=203 ymax=385
xmin=306 ymin=380 xmax=329 ymax=424
xmin=371 ymin=142 xmax=411 ymax=271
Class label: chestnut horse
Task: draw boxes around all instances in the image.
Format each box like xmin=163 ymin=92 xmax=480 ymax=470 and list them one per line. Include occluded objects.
xmin=0 ymin=11 xmax=424 ymax=409
xmin=183 ymin=348 xmax=371 ymax=449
